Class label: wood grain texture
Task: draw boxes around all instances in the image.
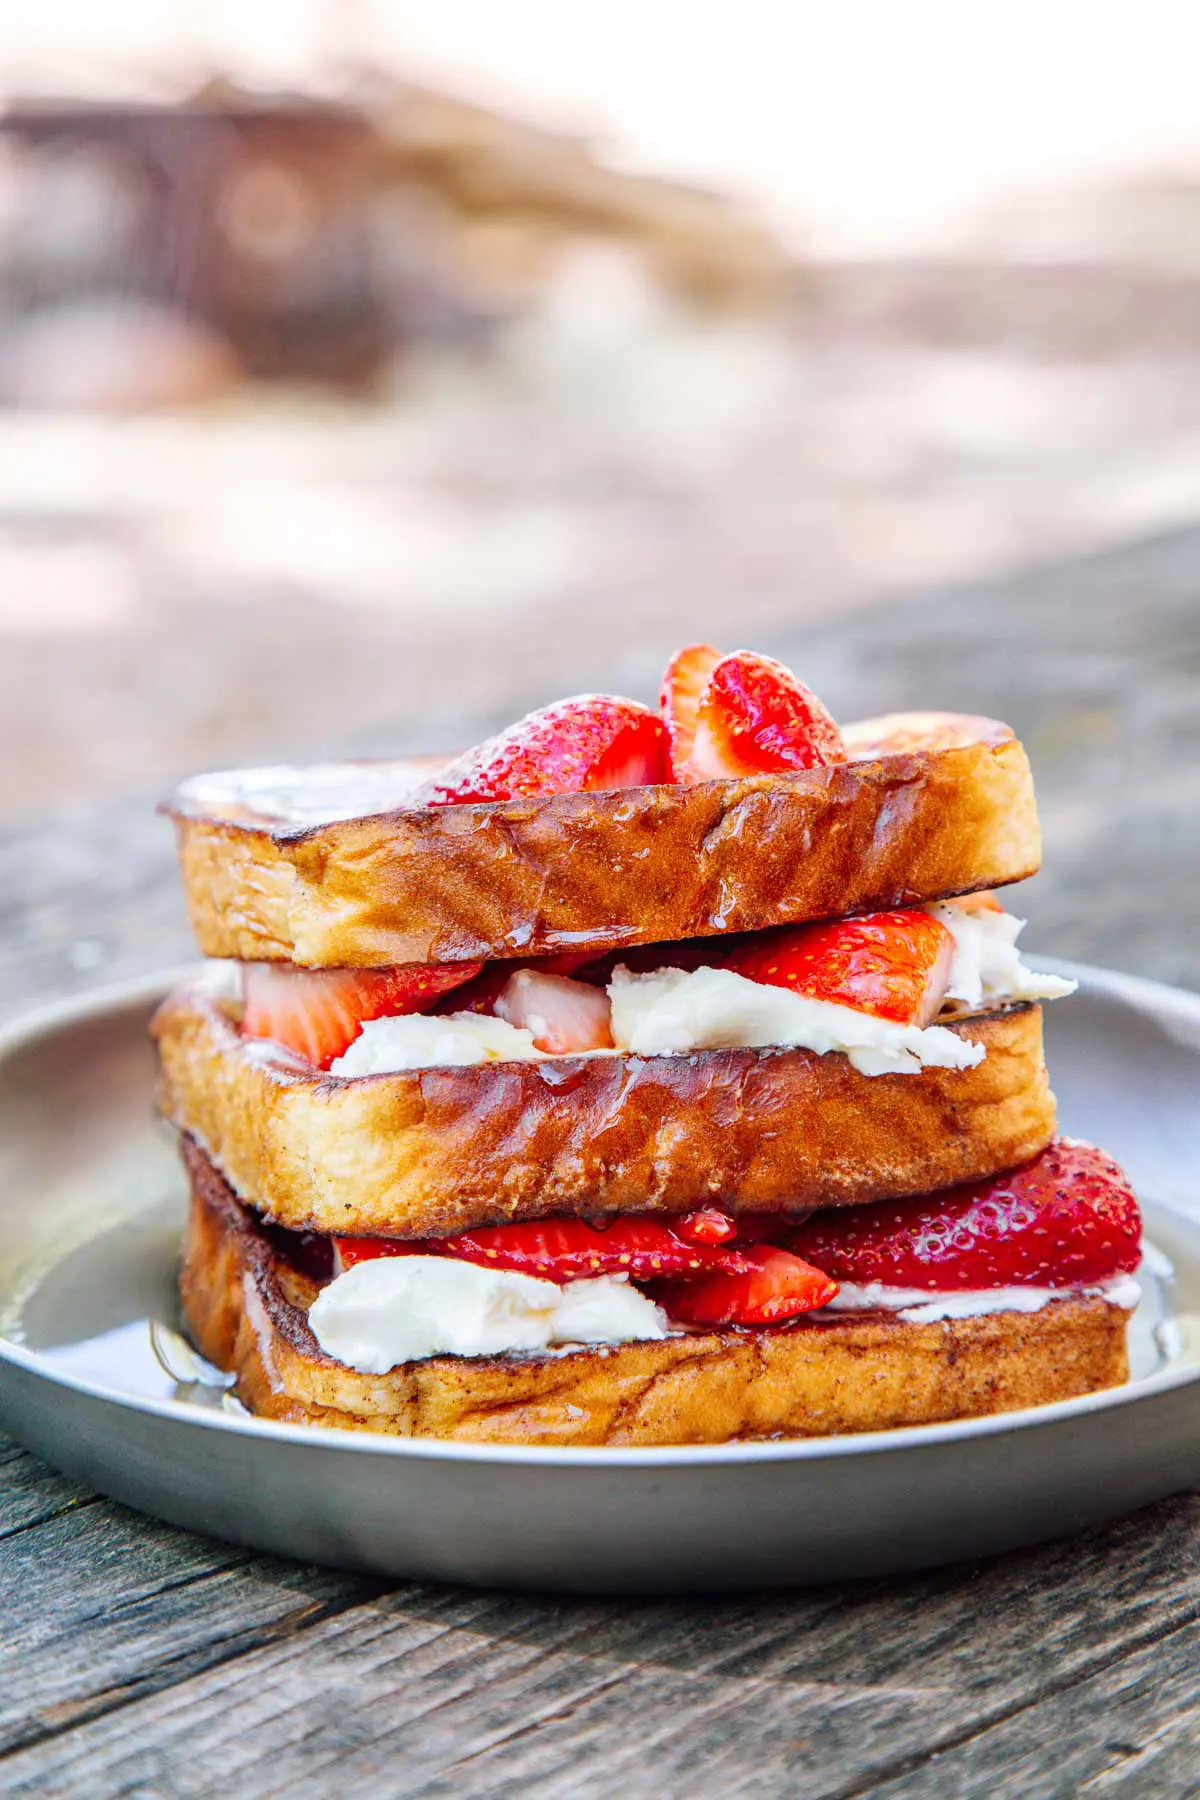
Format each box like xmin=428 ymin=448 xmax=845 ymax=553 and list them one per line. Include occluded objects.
xmin=0 ymin=1494 xmax=374 ymax=1761
xmin=867 ymin=1617 xmax=1200 ymax=1799
xmin=0 ymin=1499 xmax=1195 ymax=1797
xmin=2 ymin=530 xmax=1199 ymax=1797
xmin=0 ymin=1441 xmax=96 ymax=1542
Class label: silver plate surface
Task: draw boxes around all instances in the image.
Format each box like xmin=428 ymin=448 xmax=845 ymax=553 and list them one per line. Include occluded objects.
xmin=0 ymin=961 xmax=1197 ymax=1593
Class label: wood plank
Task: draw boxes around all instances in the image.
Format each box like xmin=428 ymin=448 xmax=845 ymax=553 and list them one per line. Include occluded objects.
xmin=0 ymin=1437 xmax=97 ymax=1541
xmin=865 ymin=1617 xmax=1200 ymax=1799
xmin=0 ymin=793 xmax=192 ymax=1024
xmin=0 ymin=1494 xmax=375 ymax=1758
xmin=0 ymin=1496 xmax=1194 ymax=1800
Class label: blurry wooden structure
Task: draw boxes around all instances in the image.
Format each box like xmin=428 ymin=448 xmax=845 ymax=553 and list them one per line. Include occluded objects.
xmin=0 ymin=84 xmax=795 ymax=395
xmin=0 ymin=97 xmax=388 ymax=387
xmin=373 ymin=80 xmax=793 ymax=313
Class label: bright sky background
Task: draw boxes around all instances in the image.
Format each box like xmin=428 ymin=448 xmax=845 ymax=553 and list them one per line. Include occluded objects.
xmin=3 ymin=0 xmax=1200 ymax=253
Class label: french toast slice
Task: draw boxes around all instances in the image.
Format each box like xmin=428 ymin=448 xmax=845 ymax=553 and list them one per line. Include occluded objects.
xmin=179 ymin=1138 xmax=1129 ymax=1447
xmin=166 ymin=713 xmax=1040 ymax=968
xmin=154 ymin=979 xmax=1057 ymax=1239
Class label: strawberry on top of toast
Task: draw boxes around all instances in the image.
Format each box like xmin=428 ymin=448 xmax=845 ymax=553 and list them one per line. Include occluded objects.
xmin=416 ymin=644 xmax=847 ymax=808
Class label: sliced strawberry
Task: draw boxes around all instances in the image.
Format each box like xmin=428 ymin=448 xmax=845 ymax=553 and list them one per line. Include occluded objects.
xmin=454 ymin=1218 xmax=759 ymax=1281
xmin=789 ymin=1139 xmax=1142 ymax=1290
xmin=418 ymin=696 xmax=668 ymax=806
xmin=336 ymin=1216 xmax=758 ymax=1282
xmin=660 ymin=643 xmax=722 ymax=778
xmin=654 ymin=1245 xmax=838 ymax=1326
xmin=725 ymin=910 xmax=956 ymax=1027
xmin=335 ymin=1236 xmax=423 ymax=1270
xmin=671 ymin=1207 xmax=819 ymax=1248
xmin=440 ymin=935 xmax=728 ymax=1007
xmin=241 ymin=960 xmax=482 ymax=1069
xmin=434 ymin=952 xmax=603 ymax=1020
xmin=674 ymin=1207 xmax=739 ymax=1247
xmin=529 ymin=951 xmax=606 ymax=978
xmin=494 ymin=969 xmax=614 ymax=1054
xmin=681 ymin=649 xmax=846 ymax=784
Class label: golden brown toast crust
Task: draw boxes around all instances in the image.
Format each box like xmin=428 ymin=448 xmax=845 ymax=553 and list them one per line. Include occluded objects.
xmin=166 ymin=715 xmax=1041 ymax=967
xmin=179 ymin=1138 xmax=1129 ymax=1447
xmin=154 ymin=982 xmax=1057 ymax=1238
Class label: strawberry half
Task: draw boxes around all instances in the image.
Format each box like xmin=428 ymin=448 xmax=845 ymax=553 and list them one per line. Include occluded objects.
xmin=418 ymin=696 xmax=668 ymax=805
xmin=789 ymin=1139 xmax=1142 ymax=1290
xmin=336 ymin=1216 xmax=759 ymax=1282
xmin=494 ymin=969 xmax=614 ymax=1054
xmin=681 ymin=649 xmax=846 ymax=783
xmin=724 ymin=910 xmax=956 ymax=1027
xmin=241 ymin=960 xmax=482 ymax=1069
xmin=653 ymin=1245 xmax=838 ymax=1326
xmin=660 ymin=643 xmax=722 ymax=779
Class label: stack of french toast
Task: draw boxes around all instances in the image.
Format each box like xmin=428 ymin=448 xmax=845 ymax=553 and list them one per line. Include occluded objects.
xmin=154 ymin=644 xmax=1143 ymax=1445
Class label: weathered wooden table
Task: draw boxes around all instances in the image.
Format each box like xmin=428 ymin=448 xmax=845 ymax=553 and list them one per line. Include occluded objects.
xmin=2 ymin=531 xmax=1198 ymax=1797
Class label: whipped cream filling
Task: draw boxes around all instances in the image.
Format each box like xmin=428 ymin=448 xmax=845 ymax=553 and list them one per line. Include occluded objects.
xmin=330 ymin=1012 xmax=541 ymax=1076
xmin=926 ymin=902 xmax=1076 ymax=1009
xmin=823 ymin=1272 xmax=1141 ymax=1323
xmin=311 ymin=905 xmax=1071 ymax=1079
xmin=307 ymin=1257 xmax=670 ymax=1373
xmin=307 ymin=1256 xmax=1141 ymax=1370
xmin=608 ymin=964 xmax=983 ymax=1075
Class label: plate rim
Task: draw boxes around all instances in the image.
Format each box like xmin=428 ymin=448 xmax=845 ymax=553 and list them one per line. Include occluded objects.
xmin=1 ymin=957 xmax=1198 ymax=1472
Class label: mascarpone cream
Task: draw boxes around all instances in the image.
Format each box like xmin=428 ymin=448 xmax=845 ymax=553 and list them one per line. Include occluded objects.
xmin=929 ymin=902 xmax=1076 ymax=1009
xmin=608 ymin=964 xmax=984 ymax=1076
xmin=307 ymin=1257 xmax=670 ymax=1372
xmin=318 ymin=906 xmax=1069 ymax=1078
xmin=823 ymin=1273 xmax=1140 ymax=1322
xmin=330 ymin=1012 xmax=541 ymax=1076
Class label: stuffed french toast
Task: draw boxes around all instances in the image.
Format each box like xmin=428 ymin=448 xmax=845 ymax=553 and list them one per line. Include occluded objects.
xmin=156 ymin=644 xmax=1143 ymax=1444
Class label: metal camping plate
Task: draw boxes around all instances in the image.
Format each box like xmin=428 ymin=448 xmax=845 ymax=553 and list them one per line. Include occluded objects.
xmin=0 ymin=962 xmax=1197 ymax=1593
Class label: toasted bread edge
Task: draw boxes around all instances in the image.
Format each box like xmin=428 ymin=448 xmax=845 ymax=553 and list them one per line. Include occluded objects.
xmin=174 ymin=732 xmax=1040 ymax=966
xmin=155 ymin=987 xmax=1057 ymax=1237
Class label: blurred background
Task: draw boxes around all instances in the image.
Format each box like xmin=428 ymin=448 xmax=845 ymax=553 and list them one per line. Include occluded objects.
xmin=2 ymin=1 xmax=1198 ymax=995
